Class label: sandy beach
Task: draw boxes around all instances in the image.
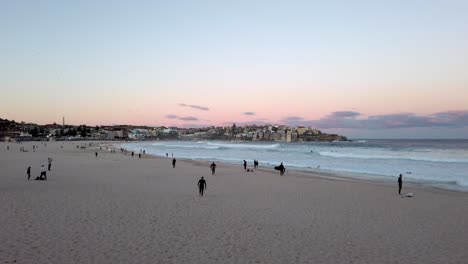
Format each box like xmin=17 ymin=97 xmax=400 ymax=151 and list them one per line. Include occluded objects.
xmin=1 ymin=141 xmax=467 ymax=264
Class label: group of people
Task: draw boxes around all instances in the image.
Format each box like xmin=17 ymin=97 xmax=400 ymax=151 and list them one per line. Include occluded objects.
xmin=27 ymin=157 xmax=53 ymax=181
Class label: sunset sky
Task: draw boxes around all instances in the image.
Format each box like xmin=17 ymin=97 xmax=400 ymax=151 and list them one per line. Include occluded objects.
xmin=1 ymin=0 xmax=468 ymax=138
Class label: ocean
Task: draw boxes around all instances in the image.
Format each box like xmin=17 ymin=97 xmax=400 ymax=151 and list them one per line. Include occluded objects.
xmin=121 ymin=139 xmax=468 ymax=191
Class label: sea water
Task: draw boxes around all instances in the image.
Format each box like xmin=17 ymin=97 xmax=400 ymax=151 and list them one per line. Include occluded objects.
xmin=121 ymin=139 xmax=468 ymax=191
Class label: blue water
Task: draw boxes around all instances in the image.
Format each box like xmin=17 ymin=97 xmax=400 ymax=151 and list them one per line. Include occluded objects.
xmin=121 ymin=140 xmax=468 ymax=191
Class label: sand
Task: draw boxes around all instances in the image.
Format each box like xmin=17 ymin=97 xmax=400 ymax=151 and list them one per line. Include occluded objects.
xmin=1 ymin=141 xmax=468 ymax=264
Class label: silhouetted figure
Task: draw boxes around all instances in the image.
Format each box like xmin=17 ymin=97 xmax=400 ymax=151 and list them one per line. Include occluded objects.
xmin=7 ymin=145 xmax=9 ymax=150
xmin=254 ymin=160 xmax=258 ymax=169
xmin=398 ymin=174 xmax=403 ymax=195
xmin=172 ymin=158 xmax=176 ymax=168
xmin=243 ymin=160 xmax=247 ymax=171
xmin=95 ymin=152 xmax=98 ymax=157
xmin=131 ymin=152 xmax=134 ymax=157
xmin=198 ymin=176 xmax=207 ymax=196
xmin=143 ymin=150 xmax=145 ymax=155
xmin=27 ymin=166 xmax=31 ymax=180
xmin=210 ymin=162 xmax=217 ymax=175
xmin=138 ymin=153 xmax=141 ymax=159
xmin=275 ymin=162 xmax=285 ymax=176
xmin=48 ymin=157 xmax=52 ymax=171
xmin=166 ymin=153 xmax=168 ymax=157
xmin=40 ymin=165 xmax=47 ymax=180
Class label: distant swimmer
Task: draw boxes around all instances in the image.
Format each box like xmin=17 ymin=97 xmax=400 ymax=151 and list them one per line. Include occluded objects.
xmin=398 ymin=174 xmax=403 ymax=195
xmin=172 ymin=158 xmax=176 ymax=168
xmin=210 ymin=162 xmax=217 ymax=175
xmin=197 ymin=176 xmax=207 ymax=196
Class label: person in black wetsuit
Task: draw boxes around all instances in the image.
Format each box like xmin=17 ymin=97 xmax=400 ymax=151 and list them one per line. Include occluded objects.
xmin=278 ymin=162 xmax=285 ymax=176
xmin=398 ymin=174 xmax=403 ymax=195
xmin=198 ymin=176 xmax=207 ymax=196
xmin=172 ymin=158 xmax=176 ymax=168
xmin=210 ymin=162 xmax=216 ymax=175
xmin=243 ymin=160 xmax=247 ymax=171
xmin=27 ymin=166 xmax=31 ymax=180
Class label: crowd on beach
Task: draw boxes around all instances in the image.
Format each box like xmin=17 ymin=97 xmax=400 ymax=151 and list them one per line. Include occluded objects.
xmin=6 ymin=142 xmax=407 ymax=197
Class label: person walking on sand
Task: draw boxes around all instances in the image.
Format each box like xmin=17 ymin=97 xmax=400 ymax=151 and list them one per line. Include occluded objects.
xmin=210 ymin=162 xmax=217 ymax=175
xmin=27 ymin=166 xmax=31 ymax=180
xmin=198 ymin=176 xmax=207 ymax=196
xmin=172 ymin=158 xmax=176 ymax=168
xmin=47 ymin=157 xmax=53 ymax=171
xmin=243 ymin=160 xmax=247 ymax=171
xmin=95 ymin=152 xmax=98 ymax=157
xmin=40 ymin=165 xmax=47 ymax=180
xmin=277 ymin=162 xmax=285 ymax=176
xmin=138 ymin=153 xmax=141 ymax=159
xmin=398 ymin=174 xmax=403 ymax=195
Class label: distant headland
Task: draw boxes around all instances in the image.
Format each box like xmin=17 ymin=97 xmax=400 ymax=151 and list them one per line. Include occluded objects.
xmin=0 ymin=118 xmax=348 ymax=142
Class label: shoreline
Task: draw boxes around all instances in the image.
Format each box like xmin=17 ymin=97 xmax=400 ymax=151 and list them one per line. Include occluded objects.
xmin=115 ymin=141 xmax=468 ymax=195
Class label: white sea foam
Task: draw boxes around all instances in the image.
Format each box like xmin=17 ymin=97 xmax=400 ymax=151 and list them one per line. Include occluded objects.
xmin=121 ymin=140 xmax=468 ymax=190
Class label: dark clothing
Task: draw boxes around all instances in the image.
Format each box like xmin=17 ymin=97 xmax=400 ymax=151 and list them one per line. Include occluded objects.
xmin=243 ymin=160 xmax=247 ymax=171
xmin=138 ymin=153 xmax=141 ymax=159
xmin=210 ymin=163 xmax=216 ymax=175
xmin=398 ymin=176 xmax=402 ymax=195
xmin=48 ymin=164 xmax=51 ymax=171
xmin=278 ymin=164 xmax=285 ymax=175
xmin=172 ymin=158 xmax=176 ymax=168
xmin=27 ymin=167 xmax=31 ymax=180
xmin=198 ymin=179 xmax=207 ymax=196
xmin=40 ymin=171 xmax=47 ymax=180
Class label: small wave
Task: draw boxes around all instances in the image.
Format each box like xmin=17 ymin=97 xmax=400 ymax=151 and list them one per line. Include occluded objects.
xmin=317 ymin=151 xmax=468 ymax=163
xmin=206 ymin=142 xmax=281 ymax=150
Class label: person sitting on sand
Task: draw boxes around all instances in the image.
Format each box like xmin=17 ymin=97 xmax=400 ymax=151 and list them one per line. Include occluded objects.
xmin=198 ymin=176 xmax=207 ymax=196
xmin=210 ymin=162 xmax=216 ymax=175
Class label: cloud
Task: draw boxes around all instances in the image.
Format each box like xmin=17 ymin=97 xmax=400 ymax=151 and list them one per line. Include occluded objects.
xmin=243 ymin=112 xmax=256 ymax=116
xmin=166 ymin=114 xmax=178 ymax=119
xmin=179 ymin=103 xmax=210 ymax=111
xmin=329 ymin=111 xmax=361 ymax=118
xmin=281 ymin=110 xmax=468 ymax=129
xmin=165 ymin=114 xmax=199 ymax=121
xmin=179 ymin=116 xmax=199 ymax=121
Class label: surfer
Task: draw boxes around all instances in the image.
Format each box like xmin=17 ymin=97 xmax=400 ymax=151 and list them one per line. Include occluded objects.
xmin=275 ymin=162 xmax=285 ymax=176
xmin=198 ymin=176 xmax=207 ymax=196
xmin=398 ymin=174 xmax=403 ymax=195
xmin=243 ymin=160 xmax=247 ymax=171
xmin=172 ymin=158 xmax=176 ymax=168
xmin=210 ymin=162 xmax=216 ymax=175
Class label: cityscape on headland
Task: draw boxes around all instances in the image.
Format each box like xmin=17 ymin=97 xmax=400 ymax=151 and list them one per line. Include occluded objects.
xmin=0 ymin=117 xmax=348 ymax=142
